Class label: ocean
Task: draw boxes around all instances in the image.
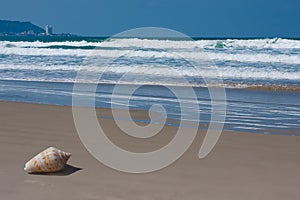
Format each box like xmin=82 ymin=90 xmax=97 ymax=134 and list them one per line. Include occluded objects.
xmin=0 ymin=36 xmax=299 ymax=134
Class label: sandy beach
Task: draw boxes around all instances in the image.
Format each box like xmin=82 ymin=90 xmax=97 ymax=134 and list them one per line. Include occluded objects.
xmin=0 ymin=101 xmax=299 ymax=200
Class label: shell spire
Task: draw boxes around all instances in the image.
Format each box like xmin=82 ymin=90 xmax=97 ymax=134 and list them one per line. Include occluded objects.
xmin=24 ymin=147 xmax=71 ymax=173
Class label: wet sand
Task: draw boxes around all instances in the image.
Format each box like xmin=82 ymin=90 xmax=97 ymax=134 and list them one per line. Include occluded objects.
xmin=1 ymin=101 xmax=300 ymax=200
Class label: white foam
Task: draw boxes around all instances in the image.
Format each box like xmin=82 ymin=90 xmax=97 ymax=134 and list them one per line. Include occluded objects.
xmin=0 ymin=64 xmax=81 ymax=71
xmin=1 ymin=38 xmax=300 ymax=84
xmin=0 ymin=46 xmax=90 ymax=56
xmin=1 ymin=38 xmax=300 ymax=49
xmin=97 ymin=38 xmax=300 ymax=49
xmin=0 ymin=62 xmax=299 ymax=81
xmin=0 ymin=40 xmax=101 ymax=48
xmin=1 ymin=46 xmax=300 ymax=65
xmin=216 ymin=66 xmax=300 ymax=80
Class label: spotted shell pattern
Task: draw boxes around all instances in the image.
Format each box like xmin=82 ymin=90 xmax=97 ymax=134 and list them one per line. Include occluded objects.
xmin=24 ymin=147 xmax=71 ymax=173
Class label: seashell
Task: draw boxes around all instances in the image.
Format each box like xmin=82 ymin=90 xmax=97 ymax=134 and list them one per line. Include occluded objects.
xmin=24 ymin=147 xmax=71 ymax=173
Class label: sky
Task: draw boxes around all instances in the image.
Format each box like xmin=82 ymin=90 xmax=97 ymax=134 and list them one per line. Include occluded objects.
xmin=1 ymin=0 xmax=300 ymax=37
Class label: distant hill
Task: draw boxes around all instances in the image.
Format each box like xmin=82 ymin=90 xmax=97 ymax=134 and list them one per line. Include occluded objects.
xmin=0 ymin=20 xmax=45 ymax=35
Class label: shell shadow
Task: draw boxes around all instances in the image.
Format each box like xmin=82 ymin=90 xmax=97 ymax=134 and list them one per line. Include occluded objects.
xmin=29 ymin=164 xmax=82 ymax=176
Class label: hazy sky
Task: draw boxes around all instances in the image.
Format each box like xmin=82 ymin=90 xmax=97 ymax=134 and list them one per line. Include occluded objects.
xmin=1 ymin=0 xmax=300 ymax=37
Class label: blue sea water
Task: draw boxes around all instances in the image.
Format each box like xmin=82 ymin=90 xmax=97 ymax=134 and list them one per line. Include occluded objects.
xmin=0 ymin=36 xmax=299 ymax=134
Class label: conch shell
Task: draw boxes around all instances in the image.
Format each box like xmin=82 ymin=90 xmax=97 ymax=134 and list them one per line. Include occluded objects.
xmin=24 ymin=147 xmax=71 ymax=173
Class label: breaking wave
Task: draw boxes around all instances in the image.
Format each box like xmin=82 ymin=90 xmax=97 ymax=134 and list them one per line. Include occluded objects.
xmin=0 ymin=37 xmax=299 ymax=89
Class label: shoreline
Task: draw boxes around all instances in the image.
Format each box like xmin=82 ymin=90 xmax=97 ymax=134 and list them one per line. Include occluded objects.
xmin=1 ymin=101 xmax=300 ymax=199
xmin=1 ymin=99 xmax=298 ymax=136
xmin=245 ymin=85 xmax=300 ymax=92
xmin=1 ymin=78 xmax=300 ymax=92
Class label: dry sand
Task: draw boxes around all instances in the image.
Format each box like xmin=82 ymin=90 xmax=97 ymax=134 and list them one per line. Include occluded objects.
xmin=1 ymin=101 xmax=300 ymax=200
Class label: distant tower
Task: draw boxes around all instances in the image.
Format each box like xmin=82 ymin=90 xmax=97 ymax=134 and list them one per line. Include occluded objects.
xmin=45 ymin=25 xmax=53 ymax=35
